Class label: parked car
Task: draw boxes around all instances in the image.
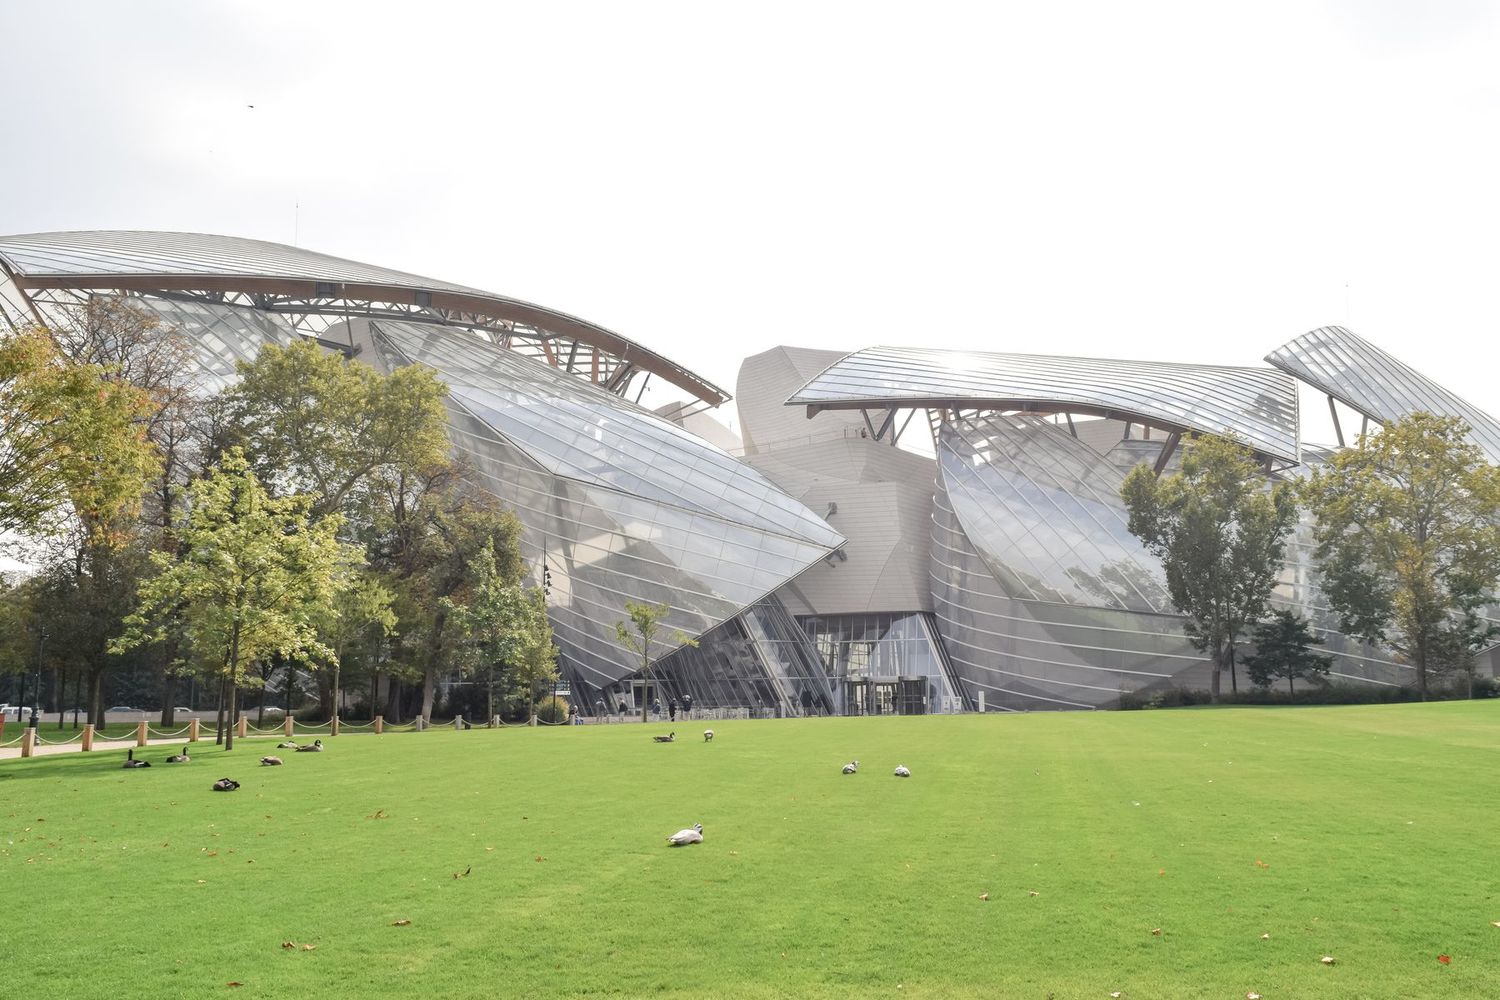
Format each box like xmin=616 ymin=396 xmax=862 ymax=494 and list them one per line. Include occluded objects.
xmin=107 ymin=706 xmax=139 ymax=714
xmin=173 ymin=707 xmax=194 ymax=714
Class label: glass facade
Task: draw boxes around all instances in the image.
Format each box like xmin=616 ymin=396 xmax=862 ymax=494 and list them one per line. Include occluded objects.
xmin=797 ymin=612 xmax=967 ymax=715
xmin=788 ymin=345 xmax=1302 ymax=463
xmin=366 ymin=319 xmax=843 ymax=694
xmin=1266 ymin=325 xmax=1500 ymax=462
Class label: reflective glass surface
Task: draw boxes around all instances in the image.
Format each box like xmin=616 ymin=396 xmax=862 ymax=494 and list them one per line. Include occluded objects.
xmin=370 ymin=320 xmax=842 ymax=688
xmin=797 ymin=611 xmax=967 ymax=714
xmin=1266 ymin=325 xmax=1500 ymax=462
xmin=788 ymin=346 xmax=1301 ymax=462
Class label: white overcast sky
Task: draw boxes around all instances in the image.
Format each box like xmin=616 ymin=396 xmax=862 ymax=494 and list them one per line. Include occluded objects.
xmin=1 ymin=0 xmax=1497 ymax=444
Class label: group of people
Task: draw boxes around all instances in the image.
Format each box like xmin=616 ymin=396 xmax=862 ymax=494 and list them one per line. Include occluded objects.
xmin=573 ymin=694 xmax=695 ymax=723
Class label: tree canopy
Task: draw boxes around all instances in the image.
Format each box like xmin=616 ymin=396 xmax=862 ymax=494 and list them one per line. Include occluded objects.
xmin=1244 ymin=610 xmax=1332 ymax=698
xmin=1121 ymin=434 xmax=1300 ymax=701
xmin=0 ymin=327 xmax=159 ymax=539
xmin=111 ymin=449 xmax=353 ymax=748
xmin=1302 ymin=412 xmax=1500 ymax=698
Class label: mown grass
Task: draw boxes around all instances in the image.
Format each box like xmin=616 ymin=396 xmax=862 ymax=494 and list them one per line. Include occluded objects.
xmin=3 ymin=703 xmax=1498 ymax=998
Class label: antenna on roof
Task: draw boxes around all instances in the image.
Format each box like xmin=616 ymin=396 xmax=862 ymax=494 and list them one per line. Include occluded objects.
xmin=294 ymin=202 xmax=300 ymax=247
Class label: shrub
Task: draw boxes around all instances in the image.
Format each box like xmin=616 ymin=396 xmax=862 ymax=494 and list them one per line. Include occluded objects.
xmin=535 ymin=696 xmax=569 ymax=724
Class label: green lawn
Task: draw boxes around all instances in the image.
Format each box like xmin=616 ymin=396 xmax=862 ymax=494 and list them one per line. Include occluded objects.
xmin=3 ymin=703 xmax=1498 ymax=999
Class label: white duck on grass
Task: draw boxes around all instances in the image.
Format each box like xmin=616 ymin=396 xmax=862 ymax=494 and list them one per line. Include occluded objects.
xmin=666 ymin=822 xmax=703 ymax=846
xmin=842 ymin=760 xmax=859 ymax=774
xmin=893 ymin=765 xmax=911 ymax=778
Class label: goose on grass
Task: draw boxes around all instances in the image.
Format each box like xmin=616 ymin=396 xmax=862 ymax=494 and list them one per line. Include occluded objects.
xmin=666 ymin=823 xmax=703 ymax=846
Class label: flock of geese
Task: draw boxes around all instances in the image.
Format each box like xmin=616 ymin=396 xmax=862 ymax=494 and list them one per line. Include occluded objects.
xmin=120 ymin=739 xmax=325 ymax=791
xmin=657 ymin=733 xmax=913 ymax=847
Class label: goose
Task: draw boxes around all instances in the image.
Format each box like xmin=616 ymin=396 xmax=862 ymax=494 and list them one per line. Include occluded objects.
xmin=259 ymin=755 xmax=284 ymax=766
xmin=211 ymin=778 xmax=240 ymax=792
xmin=841 ymin=760 xmax=859 ymax=775
xmin=122 ymin=749 xmax=151 ymax=769
xmin=276 ymin=740 xmax=299 ymax=749
xmin=666 ymin=822 xmax=703 ymax=846
xmin=652 ymin=732 xmax=675 ymax=743
xmin=165 ymin=749 xmax=191 ymax=764
xmin=893 ymin=765 xmax=911 ymax=778
xmin=702 ymin=729 xmax=714 ymax=743
xmin=295 ymin=739 xmax=324 ymax=753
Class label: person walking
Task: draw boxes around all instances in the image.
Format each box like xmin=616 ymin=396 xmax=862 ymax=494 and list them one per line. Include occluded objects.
xmin=669 ymin=697 xmax=678 ymax=723
xmin=682 ymin=694 xmax=693 ymax=718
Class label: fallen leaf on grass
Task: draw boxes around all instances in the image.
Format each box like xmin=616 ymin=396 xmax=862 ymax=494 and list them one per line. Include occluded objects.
xmin=367 ymin=809 xmax=388 ymax=820
xmin=227 ymin=984 xmax=243 ymax=988
xmin=1254 ymin=860 xmax=1269 ymax=869
xmin=979 ymin=892 xmax=989 ymax=901
xmin=1246 ymin=993 xmax=1262 ymax=999
xmin=1438 ymin=954 xmax=1451 ymax=965
xmin=1157 ymin=869 xmax=1166 ymax=876
xmin=302 ymin=944 xmax=317 ymax=952
xmin=391 ymin=919 xmax=411 ymax=926
xmin=1028 ymin=890 xmax=1040 ymax=897
xmin=281 ymin=941 xmax=295 ymax=950
xmin=1491 ymin=921 xmax=1500 ymax=928
xmin=196 ymin=880 xmax=207 ymax=885
xmin=1260 ymin=933 xmax=1270 ymax=940
xmin=1321 ymin=956 xmax=1336 ymax=965
xmin=1151 ymin=928 xmax=1162 ymax=936
xmin=1110 ymin=993 xmax=1122 ymax=998
xmin=535 ymin=856 xmax=546 ymax=863
xmin=453 ymin=866 xmax=471 ymax=879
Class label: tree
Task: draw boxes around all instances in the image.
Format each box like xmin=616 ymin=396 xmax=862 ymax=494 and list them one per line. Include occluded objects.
xmin=111 ymin=450 xmax=352 ymax=750
xmin=0 ymin=327 xmax=158 ymax=539
xmin=1244 ymin=610 xmax=1333 ymax=699
xmin=227 ymin=339 xmax=451 ymax=520
xmin=1121 ymin=434 xmax=1300 ymax=702
xmin=318 ymin=567 xmax=397 ymax=720
xmin=446 ymin=549 xmax=557 ymax=724
xmin=1302 ymin=412 xmax=1500 ymax=699
xmin=614 ymin=602 xmax=698 ymax=722
xmin=378 ymin=485 xmax=524 ymax=723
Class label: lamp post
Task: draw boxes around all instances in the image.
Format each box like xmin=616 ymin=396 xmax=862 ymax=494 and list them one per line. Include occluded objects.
xmin=30 ymin=630 xmax=48 ymax=729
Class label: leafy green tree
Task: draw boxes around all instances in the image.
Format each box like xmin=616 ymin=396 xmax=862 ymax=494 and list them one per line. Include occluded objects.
xmin=111 ymin=450 xmax=352 ymax=750
xmin=318 ymin=567 xmax=397 ymax=720
xmin=1121 ymin=434 xmax=1300 ymax=702
xmin=367 ymin=482 xmax=525 ymax=722
xmin=1302 ymin=412 xmax=1500 ymax=699
xmin=445 ymin=549 xmax=556 ymax=724
xmin=1244 ymin=610 xmax=1333 ymax=699
xmin=614 ymin=602 xmax=698 ymax=722
xmin=227 ymin=339 xmax=451 ymax=520
xmin=0 ymin=327 xmax=159 ymax=539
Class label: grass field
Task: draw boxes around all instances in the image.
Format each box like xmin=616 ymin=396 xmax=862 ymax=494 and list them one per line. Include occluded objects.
xmin=4 ymin=703 xmax=1498 ymax=999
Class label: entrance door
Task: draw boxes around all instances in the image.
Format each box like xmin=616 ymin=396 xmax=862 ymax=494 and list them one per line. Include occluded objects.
xmin=870 ymin=682 xmax=897 ymax=716
xmin=844 ymin=679 xmax=869 ymax=716
xmin=896 ymin=678 xmax=927 ymax=715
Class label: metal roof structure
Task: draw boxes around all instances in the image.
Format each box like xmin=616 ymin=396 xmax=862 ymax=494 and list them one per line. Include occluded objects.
xmin=1265 ymin=325 xmax=1500 ymax=462
xmin=0 ymin=230 xmax=728 ymax=406
xmin=787 ymin=346 xmax=1301 ymax=464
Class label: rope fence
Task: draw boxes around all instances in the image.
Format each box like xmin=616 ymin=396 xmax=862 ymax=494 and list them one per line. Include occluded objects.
xmin=1 ymin=709 xmax=670 ymax=759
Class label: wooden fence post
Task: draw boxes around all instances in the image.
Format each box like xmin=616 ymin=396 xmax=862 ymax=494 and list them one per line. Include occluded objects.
xmin=236 ymin=716 xmax=247 ymax=739
xmin=136 ymin=720 xmax=148 ymax=747
xmin=0 ymin=718 xmax=6 ymax=743
xmin=331 ymin=716 xmax=340 ymax=737
xmin=284 ymin=714 xmax=294 ymax=738
xmin=21 ymin=727 xmax=36 ymax=758
xmin=82 ymin=724 xmax=95 ymax=751
xmin=453 ymin=715 xmax=463 ymax=731
xmin=189 ymin=718 xmax=200 ymax=742
xmin=374 ymin=715 xmax=383 ymax=735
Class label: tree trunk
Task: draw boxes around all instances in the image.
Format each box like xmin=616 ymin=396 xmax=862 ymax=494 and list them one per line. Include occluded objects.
xmin=71 ymin=671 xmax=83 ymax=730
xmin=226 ymin=621 xmax=241 ymax=751
xmin=159 ymin=642 xmax=178 ymax=727
xmin=1227 ymin=646 xmax=1238 ymax=695
xmin=1288 ymin=674 xmax=1295 ymax=701
xmin=386 ymin=676 xmax=401 ymax=724
xmin=56 ymin=666 xmax=67 ymax=729
xmin=215 ymin=674 xmax=226 ymax=746
xmin=332 ymin=656 xmax=342 ymax=725
xmin=1209 ymin=648 xmax=1222 ymax=704
xmin=1415 ymin=637 xmax=1428 ymax=701
xmin=88 ymin=667 xmax=104 ymax=731
xmin=420 ymin=665 xmax=436 ymax=723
